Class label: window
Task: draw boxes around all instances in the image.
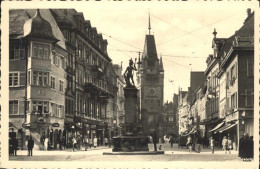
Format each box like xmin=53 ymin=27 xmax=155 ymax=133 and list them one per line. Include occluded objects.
xmin=10 ymin=46 xmax=25 ymax=60
xmin=32 ymin=42 xmax=50 ymax=59
xmin=51 ymin=103 xmax=56 ymax=116
xmin=60 ymin=55 xmax=65 ymax=69
xmin=247 ymin=59 xmax=254 ymax=76
xmin=9 ymin=100 xmax=18 ymax=115
xmin=169 ymin=117 xmax=174 ymax=122
xmin=245 ymin=89 xmax=254 ymax=107
xmin=32 ymin=101 xmax=49 ymax=115
xmin=231 ymin=93 xmax=237 ymax=108
xmin=57 ymin=105 xmax=61 ymax=118
xmin=59 ymin=80 xmax=64 ymax=92
xmin=51 ymin=76 xmax=55 ymax=89
xmin=9 ymin=73 xmax=19 ymax=86
xmin=52 ymin=51 xmax=58 ymax=65
xmin=32 ymin=71 xmax=49 ymax=86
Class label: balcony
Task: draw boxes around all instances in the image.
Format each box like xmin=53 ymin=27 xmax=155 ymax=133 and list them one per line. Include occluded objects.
xmin=84 ymin=82 xmax=113 ymax=99
xmin=25 ymin=110 xmax=51 ymax=128
xmin=92 ymin=65 xmax=104 ymax=78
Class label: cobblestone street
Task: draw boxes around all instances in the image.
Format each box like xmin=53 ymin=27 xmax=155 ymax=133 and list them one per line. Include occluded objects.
xmin=9 ymin=143 xmax=246 ymax=162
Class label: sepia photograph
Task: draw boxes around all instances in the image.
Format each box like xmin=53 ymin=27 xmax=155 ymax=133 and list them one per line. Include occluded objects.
xmin=0 ymin=1 xmax=259 ymax=169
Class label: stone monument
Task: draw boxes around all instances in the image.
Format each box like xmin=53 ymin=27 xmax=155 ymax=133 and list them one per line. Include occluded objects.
xmin=112 ymin=58 xmax=149 ymax=152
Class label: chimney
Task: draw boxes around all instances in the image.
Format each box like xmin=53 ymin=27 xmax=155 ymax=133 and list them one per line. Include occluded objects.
xmin=247 ymin=8 xmax=251 ymax=17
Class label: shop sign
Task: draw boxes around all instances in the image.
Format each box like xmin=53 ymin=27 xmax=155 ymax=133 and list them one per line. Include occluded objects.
xmin=52 ymin=123 xmax=60 ymax=127
xmin=226 ymin=112 xmax=238 ymax=122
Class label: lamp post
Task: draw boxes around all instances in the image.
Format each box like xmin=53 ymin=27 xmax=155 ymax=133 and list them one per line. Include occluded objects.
xmin=113 ymin=119 xmax=117 ymax=137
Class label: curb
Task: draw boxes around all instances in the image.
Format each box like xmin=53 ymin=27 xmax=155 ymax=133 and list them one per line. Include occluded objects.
xmin=103 ymin=151 xmax=164 ymax=155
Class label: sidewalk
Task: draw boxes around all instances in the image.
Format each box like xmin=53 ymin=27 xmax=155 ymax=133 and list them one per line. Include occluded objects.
xmin=14 ymin=146 xmax=112 ymax=156
xmin=148 ymin=143 xmax=239 ymax=155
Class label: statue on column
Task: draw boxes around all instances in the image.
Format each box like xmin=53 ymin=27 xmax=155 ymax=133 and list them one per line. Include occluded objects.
xmin=124 ymin=58 xmax=137 ymax=87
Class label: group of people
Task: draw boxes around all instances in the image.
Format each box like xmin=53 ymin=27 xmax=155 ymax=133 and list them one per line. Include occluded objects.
xmin=186 ymin=135 xmax=203 ymax=153
xmin=9 ymin=136 xmax=34 ymax=156
xmin=9 ymin=136 xmax=18 ymax=156
xmin=221 ymin=136 xmax=233 ymax=154
xmin=72 ymin=136 xmax=109 ymax=151
xmin=239 ymin=133 xmax=254 ymax=161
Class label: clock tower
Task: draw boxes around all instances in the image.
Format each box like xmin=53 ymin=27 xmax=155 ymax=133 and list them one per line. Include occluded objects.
xmin=137 ymin=14 xmax=164 ymax=138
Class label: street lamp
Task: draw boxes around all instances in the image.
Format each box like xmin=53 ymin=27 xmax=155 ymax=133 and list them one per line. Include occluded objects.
xmin=113 ymin=119 xmax=117 ymax=136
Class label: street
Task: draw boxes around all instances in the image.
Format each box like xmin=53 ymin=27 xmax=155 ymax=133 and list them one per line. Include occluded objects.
xmin=9 ymin=143 xmax=245 ymax=161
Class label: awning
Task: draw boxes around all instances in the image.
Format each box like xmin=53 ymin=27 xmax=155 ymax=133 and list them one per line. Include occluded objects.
xmin=214 ymin=124 xmax=231 ymax=134
xmin=219 ymin=122 xmax=237 ymax=133
xmin=208 ymin=122 xmax=224 ymax=132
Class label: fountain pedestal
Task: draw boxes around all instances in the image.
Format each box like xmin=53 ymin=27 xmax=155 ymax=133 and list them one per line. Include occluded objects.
xmin=112 ymin=86 xmax=149 ymax=152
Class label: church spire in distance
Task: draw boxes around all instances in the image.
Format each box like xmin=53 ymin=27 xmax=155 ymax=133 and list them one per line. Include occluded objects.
xmin=148 ymin=11 xmax=151 ymax=35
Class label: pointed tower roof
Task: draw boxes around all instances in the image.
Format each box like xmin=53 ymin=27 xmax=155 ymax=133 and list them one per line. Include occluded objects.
xmin=143 ymin=12 xmax=158 ymax=60
xmin=143 ymin=35 xmax=158 ymax=60
xmin=159 ymin=55 xmax=164 ymax=69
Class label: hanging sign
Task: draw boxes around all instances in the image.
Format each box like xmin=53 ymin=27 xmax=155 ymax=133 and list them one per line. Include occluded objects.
xmin=52 ymin=123 xmax=60 ymax=127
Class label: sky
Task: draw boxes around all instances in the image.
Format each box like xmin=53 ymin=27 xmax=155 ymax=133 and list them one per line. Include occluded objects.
xmin=5 ymin=1 xmax=256 ymax=103
xmin=71 ymin=2 xmax=256 ymax=103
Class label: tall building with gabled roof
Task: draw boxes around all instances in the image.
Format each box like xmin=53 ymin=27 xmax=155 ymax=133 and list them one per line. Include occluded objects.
xmin=137 ymin=14 xmax=164 ymax=138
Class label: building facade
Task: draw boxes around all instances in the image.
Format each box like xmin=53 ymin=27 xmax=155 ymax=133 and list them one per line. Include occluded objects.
xmin=9 ymin=9 xmax=118 ymax=150
xmin=51 ymin=9 xmax=117 ymax=146
xmin=162 ymin=97 xmax=179 ymax=139
xmin=113 ymin=64 xmax=125 ymax=135
xmin=9 ymin=9 xmax=67 ymax=149
xmin=179 ymin=9 xmax=254 ymax=150
xmin=178 ymin=90 xmax=189 ymax=135
xmin=137 ymin=19 xmax=164 ymax=138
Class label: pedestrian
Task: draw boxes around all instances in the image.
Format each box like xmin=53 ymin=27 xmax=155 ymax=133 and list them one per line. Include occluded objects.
xmin=13 ymin=137 xmax=18 ymax=156
xmin=248 ymin=136 xmax=254 ymax=161
xmin=205 ymin=136 xmax=209 ymax=148
xmin=104 ymin=137 xmax=108 ymax=146
xmin=62 ymin=137 xmax=66 ymax=150
xmin=210 ymin=137 xmax=215 ymax=154
xmin=186 ymin=135 xmax=192 ymax=153
xmin=84 ymin=136 xmax=89 ymax=151
xmin=9 ymin=137 xmax=14 ymax=156
xmin=153 ymin=130 xmax=158 ymax=151
xmin=227 ymin=136 xmax=232 ymax=154
xmin=94 ymin=136 xmax=98 ymax=148
xmin=59 ymin=137 xmax=63 ymax=150
xmin=222 ymin=136 xmax=228 ymax=154
xmin=238 ymin=133 xmax=245 ymax=158
xmin=196 ymin=135 xmax=202 ymax=153
xmin=72 ymin=137 xmax=77 ymax=151
xmin=170 ymin=136 xmax=174 ymax=148
xmin=243 ymin=133 xmax=250 ymax=161
xmin=44 ymin=137 xmax=49 ymax=151
xmin=27 ymin=136 xmax=34 ymax=156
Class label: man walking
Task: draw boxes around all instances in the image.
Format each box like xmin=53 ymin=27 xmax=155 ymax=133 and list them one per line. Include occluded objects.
xmin=210 ymin=137 xmax=215 ymax=154
xmin=13 ymin=137 xmax=18 ymax=156
xmin=28 ymin=136 xmax=34 ymax=156
xmin=153 ymin=130 xmax=158 ymax=151
xmin=170 ymin=136 xmax=174 ymax=148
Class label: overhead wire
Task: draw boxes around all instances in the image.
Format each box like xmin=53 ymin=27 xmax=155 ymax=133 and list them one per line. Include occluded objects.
xmin=108 ymin=48 xmax=206 ymax=58
xmin=157 ymin=14 xmax=237 ymax=46
xmin=148 ymin=12 xmax=203 ymax=42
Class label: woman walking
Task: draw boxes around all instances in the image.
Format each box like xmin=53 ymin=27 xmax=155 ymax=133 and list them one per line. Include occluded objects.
xmin=210 ymin=137 xmax=215 ymax=154
xmin=227 ymin=136 xmax=232 ymax=154
xmin=93 ymin=136 xmax=98 ymax=148
xmin=222 ymin=136 xmax=228 ymax=154
xmin=186 ymin=135 xmax=192 ymax=153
